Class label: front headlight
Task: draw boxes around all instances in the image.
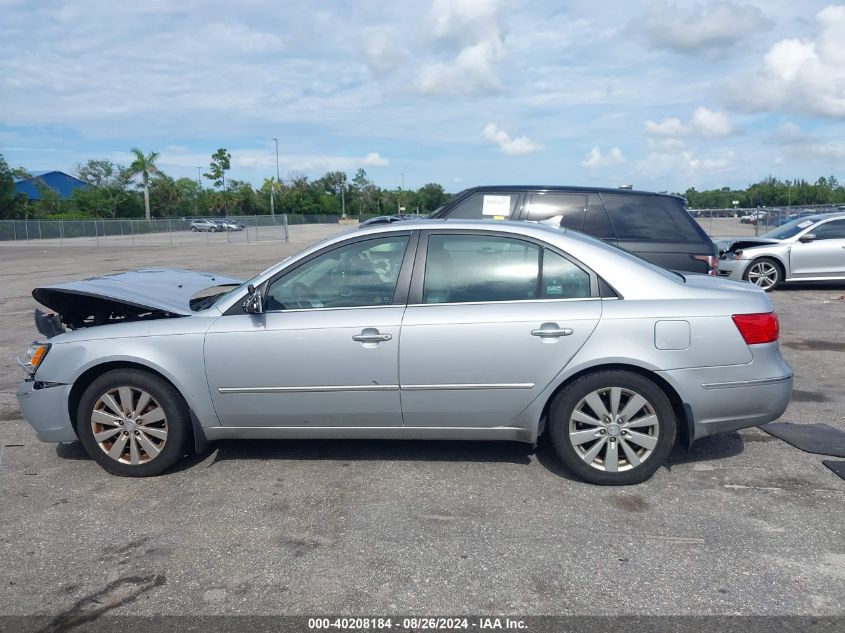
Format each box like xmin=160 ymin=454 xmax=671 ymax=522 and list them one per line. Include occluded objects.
xmin=17 ymin=342 xmax=51 ymax=376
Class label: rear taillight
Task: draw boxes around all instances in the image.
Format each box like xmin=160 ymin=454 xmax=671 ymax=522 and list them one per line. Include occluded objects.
xmin=693 ymin=254 xmax=719 ymax=276
xmin=732 ymin=312 xmax=779 ymax=345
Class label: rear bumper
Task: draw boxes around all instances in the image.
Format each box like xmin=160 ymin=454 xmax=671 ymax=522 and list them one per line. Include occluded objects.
xmin=15 ymin=380 xmax=77 ymax=442
xmin=657 ymin=343 xmax=793 ymax=441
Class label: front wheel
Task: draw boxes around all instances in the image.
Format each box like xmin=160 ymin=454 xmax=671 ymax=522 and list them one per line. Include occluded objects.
xmin=190 ymin=226 xmax=198 ymax=232
xmin=548 ymin=371 xmax=676 ymax=485
xmin=744 ymin=257 xmax=782 ymax=291
xmin=76 ymin=369 xmax=189 ymax=476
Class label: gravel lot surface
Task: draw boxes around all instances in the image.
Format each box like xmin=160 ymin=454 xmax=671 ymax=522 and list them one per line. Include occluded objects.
xmin=0 ymin=220 xmax=843 ymax=618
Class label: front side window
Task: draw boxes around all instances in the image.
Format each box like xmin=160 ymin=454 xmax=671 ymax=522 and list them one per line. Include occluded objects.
xmin=524 ymin=193 xmax=587 ymax=229
xmin=444 ymin=192 xmax=520 ymax=220
xmin=266 ymin=236 xmax=409 ymax=310
xmin=423 ymin=235 xmax=539 ymax=304
xmin=812 ymin=220 xmax=845 ymax=240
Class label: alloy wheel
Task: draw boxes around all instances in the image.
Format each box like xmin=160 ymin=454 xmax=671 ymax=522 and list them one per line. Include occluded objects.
xmin=568 ymin=387 xmax=659 ymax=473
xmin=90 ymin=386 xmax=168 ymax=465
xmin=746 ymin=261 xmax=779 ymax=289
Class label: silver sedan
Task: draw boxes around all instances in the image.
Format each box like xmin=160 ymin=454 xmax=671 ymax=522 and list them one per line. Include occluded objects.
xmin=17 ymin=220 xmax=792 ymax=484
xmin=717 ymin=212 xmax=845 ymax=290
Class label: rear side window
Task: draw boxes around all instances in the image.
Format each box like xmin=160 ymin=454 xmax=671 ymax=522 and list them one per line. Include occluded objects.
xmin=524 ymin=193 xmax=586 ymax=229
xmin=600 ymin=194 xmax=703 ymax=242
xmin=423 ymin=235 xmax=539 ymax=304
xmin=541 ymin=249 xmax=591 ymax=298
xmin=445 ymin=192 xmax=520 ymax=220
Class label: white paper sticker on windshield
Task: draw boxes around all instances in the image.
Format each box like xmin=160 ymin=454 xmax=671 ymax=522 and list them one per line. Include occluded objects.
xmin=797 ymin=220 xmax=813 ymax=228
xmin=482 ymin=195 xmax=512 ymax=217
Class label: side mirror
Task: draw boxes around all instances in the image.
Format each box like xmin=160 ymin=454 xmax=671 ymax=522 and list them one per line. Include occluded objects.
xmin=798 ymin=233 xmax=816 ymax=243
xmin=243 ymin=283 xmax=264 ymax=314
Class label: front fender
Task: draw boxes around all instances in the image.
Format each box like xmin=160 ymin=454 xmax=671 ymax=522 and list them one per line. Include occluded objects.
xmin=35 ymin=335 xmax=221 ymax=430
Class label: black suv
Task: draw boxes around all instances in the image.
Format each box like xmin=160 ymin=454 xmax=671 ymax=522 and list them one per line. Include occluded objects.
xmin=424 ymin=186 xmax=717 ymax=275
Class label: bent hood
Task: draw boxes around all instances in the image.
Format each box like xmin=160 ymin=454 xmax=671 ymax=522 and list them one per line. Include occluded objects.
xmin=33 ymin=268 xmax=242 ymax=317
xmin=715 ymin=236 xmax=779 ymax=255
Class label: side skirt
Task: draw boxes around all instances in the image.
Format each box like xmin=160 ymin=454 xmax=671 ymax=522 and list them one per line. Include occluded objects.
xmin=203 ymin=426 xmax=534 ymax=443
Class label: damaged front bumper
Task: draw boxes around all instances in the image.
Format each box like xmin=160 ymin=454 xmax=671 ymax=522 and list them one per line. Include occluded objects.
xmin=717 ymin=257 xmax=751 ymax=280
xmin=16 ymin=380 xmax=77 ymax=443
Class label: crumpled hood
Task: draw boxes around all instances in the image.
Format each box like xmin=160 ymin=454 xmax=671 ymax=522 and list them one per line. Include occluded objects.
xmin=715 ymin=236 xmax=780 ymax=254
xmin=33 ymin=268 xmax=242 ymax=316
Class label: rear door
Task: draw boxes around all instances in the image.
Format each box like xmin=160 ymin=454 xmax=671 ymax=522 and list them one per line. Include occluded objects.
xmin=789 ymin=219 xmax=845 ymax=277
xmin=599 ymin=193 xmax=715 ymax=273
xmin=399 ymin=230 xmax=601 ymax=428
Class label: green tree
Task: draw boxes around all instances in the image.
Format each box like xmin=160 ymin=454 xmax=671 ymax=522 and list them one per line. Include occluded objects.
xmin=73 ymin=159 xmax=132 ymax=217
xmin=416 ymin=183 xmax=449 ymax=213
xmin=128 ymin=148 xmax=160 ymax=220
xmin=204 ymin=148 xmax=232 ymax=189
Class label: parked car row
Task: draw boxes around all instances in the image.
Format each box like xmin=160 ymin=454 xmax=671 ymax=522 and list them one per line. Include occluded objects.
xmin=189 ymin=218 xmax=245 ymax=232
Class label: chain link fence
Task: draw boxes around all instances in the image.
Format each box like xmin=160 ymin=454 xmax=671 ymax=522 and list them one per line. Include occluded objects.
xmin=690 ymin=204 xmax=844 ymax=237
xmin=0 ymin=214 xmax=355 ymax=245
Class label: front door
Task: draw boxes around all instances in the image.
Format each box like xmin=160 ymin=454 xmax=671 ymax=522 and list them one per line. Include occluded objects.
xmin=205 ymin=234 xmax=413 ymax=427
xmin=789 ymin=219 xmax=845 ymax=277
xmin=399 ymin=232 xmax=601 ymax=428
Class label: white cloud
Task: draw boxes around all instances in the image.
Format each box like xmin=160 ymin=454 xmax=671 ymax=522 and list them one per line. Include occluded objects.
xmin=689 ymin=107 xmax=733 ymax=136
xmin=725 ymin=6 xmax=845 ymax=118
xmin=582 ymin=146 xmax=626 ymax=169
xmin=637 ymin=1 xmax=772 ymax=54
xmin=482 ymin=123 xmax=542 ymax=155
xmin=644 ymin=117 xmax=686 ymax=137
xmin=644 ymin=107 xmax=734 ymax=138
xmin=415 ymin=0 xmax=505 ymax=95
xmin=113 ymin=148 xmax=390 ymax=177
xmin=364 ymin=27 xmax=402 ymax=76
xmin=428 ymin=0 xmax=501 ymax=38
xmin=638 ymin=148 xmax=736 ymax=178
xmin=772 ymin=122 xmax=845 ymax=160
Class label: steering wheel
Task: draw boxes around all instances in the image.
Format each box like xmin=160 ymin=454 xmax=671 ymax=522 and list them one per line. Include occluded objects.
xmin=290 ymin=282 xmax=321 ymax=309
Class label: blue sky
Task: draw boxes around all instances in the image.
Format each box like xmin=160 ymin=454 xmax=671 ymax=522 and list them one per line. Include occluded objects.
xmin=1 ymin=0 xmax=844 ymax=193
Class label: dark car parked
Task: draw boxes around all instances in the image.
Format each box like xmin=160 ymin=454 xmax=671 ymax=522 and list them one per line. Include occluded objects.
xmin=422 ymin=186 xmax=718 ymax=275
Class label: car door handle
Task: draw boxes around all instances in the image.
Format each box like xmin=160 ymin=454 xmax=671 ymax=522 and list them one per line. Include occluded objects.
xmin=531 ymin=324 xmax=573 ymax=338
xmin=352 ymin=330 xmax=392 ymax=343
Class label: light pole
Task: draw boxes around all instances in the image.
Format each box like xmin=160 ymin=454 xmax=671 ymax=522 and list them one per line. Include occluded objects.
xmin=270 ymin=137 xmax=282 ymax=218
xmin=196 ymin=167 xmax=202 ymax=188
xmin=340 ymin=175 xmax=346 ymax=218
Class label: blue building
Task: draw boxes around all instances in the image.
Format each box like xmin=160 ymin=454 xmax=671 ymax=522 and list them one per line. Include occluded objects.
xmin=14 ymin=170 xmax=89 ymax=200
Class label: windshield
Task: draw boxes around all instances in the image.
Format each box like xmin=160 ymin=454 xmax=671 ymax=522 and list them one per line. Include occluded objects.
xmin=763 ymin=217 xmax=818 ymax=240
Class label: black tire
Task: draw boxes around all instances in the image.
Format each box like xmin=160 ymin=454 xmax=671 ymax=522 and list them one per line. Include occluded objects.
xmin=76 ymin=369 xmax=189 ymax=477
xmin=548 ymin=370 xmax=676 ymax=485
xmin=190 ymin=226 xmax=198 ymax=232
xmin=743 ymin=257 xmax=782 ymax=291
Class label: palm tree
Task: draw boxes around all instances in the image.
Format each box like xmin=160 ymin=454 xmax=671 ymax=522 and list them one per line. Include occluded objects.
xmin=128 ymin=148 xmax=159 ymax=220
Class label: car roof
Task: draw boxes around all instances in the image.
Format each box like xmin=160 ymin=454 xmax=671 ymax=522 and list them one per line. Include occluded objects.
xmin=799 ymin=212 xmax=845 ymax=223
xmin=454 ymin=185 xmax=685 ymax=201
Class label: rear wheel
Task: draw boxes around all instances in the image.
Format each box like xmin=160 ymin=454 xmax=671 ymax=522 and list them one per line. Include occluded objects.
xmin=548 ymin=370 xmax=676 ymax=485
xmin=744 ymin=257 xmax=782 ymax=291
xmin=76 ymin=369 xmax=189 ymax=477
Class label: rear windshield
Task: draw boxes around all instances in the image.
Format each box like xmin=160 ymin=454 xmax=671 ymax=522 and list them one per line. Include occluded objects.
xmin=600 ymin=194 xmax=705 ymax=243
